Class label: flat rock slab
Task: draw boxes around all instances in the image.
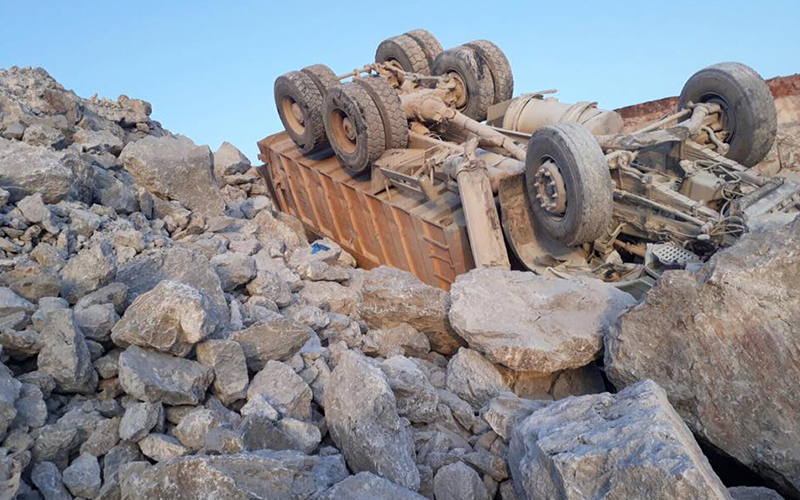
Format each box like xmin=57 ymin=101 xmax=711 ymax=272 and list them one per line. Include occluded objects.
xmin=605 ymin=218 xmax=800 ymax=497
xmin=118 ymin=346 xmax=213 ymax=405
xmin=450 ymin=268 xmax=635 ymax=373
xmin=120 ymin=135 xmax=225 ymax=216
xmin=122 ymin=451 xmax=348 ymax=500
xmin=509 ymin=380 xmax=730 ymax=500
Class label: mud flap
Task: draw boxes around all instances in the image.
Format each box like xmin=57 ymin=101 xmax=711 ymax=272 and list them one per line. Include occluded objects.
xmin=497 ymin=171 xmax=590 ymax=273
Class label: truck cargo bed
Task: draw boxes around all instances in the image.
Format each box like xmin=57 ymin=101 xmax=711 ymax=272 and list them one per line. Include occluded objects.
xmin=257 ymin=133 xmax=475 ymax=290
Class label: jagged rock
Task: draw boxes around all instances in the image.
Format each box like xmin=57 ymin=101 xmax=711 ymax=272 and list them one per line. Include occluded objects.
xmin=366 ymin=323 xmax=430 ymax=358
xmin=230 ymin=311 xmax=312 ymax=371
xmin=482 ymin=393 xmax=550 ymax=440
xmin=173 ymin=408 xmax=224 ymax=451
xmin=0 ymin=361 xmax=21 ymax=440
xmin=729 ymin=486 xmax=786 ymax=500
xmin=74 ymin=303 xmax=118 ymax=341
xmin=0 ymin=138 xmax=75 ymax=203
xmin=111 ymin=280 xmax=219 ymax=356
xmin=210 ymin=252 xmax=256 ymax=291
xmin=203 ymin=426 xmax=245 ymax=455
xmin=119 ymin=402 xmax=162 ymax=442
xmin=63 ymin=453 xmax=102 ymax=499
xmin=277 ymin=418 xmax=321 ymax=454
xmin=379 ymin=356 xmax=441 ymax=423
xmin=247 ymin=360 xmax=312 ymax=421
xmin=73 ymin=128 xmax=123 ymax=155
xmin=605 ymin=219 xmax=800 ymax=496
xmin=32 ymin=422 xmax=80 ymax=466
xmin=450 ymin=269 xmax=635 ymax=372
xmin=434 ymin=461 xmax=489 ymax=500
xmin=0 ymin=287 xmax=35 ymax=319
xmin=138 ymin=433 xmax=189 ymax=462
xmin=12 ymin=382 xmax=47 ymax=429
xmin=240 ymin=414 xmax=294 ymax=451
xmin=60 ymin=241 xmax=117 ymax=303
xmin=299 ymin=280 xmax=359 ymax=316
xmin=1 ymin=122 xmax=25 ymax=140
xmin=118 ymin=346 xmax=214 ymax=405
xmin=326 ymin=350 xmax=420 ymax=491
xmin=22 ymin=123 xmax=66 ymax=149
xmin=36 ymin=308 xmax=97 ymax=393
xmin=446 ymin=348 xmax=511 ymax=410
xmin=357 ymin=266 xmax=463 ymax=355
xmin=121 ymin=451 xmax=349 ymax=500
xmin=30 ymin=242 xmax=67 ymax=271
xmin=318 ymin=471 xmax=428 ymax=500
xmin=196 ymin=339 xmax=248 ymax=405
xmin=120 ymin=135 xmax=225 ymax=216
xmin=0 ymin=264 xmax=61 ymax=303
xmin=104 ymin=442 xmax=144 ymax=483
xmin=246 ymin=271 xmax=292 ymax=307
xmin=30 ymin=461 xmax=71 ymax=500
xmin=81 ymin=416 xmax=121 ymax=456
xmin=213 ymin=141 xmax=251 ymax=181
xmin=509 ymin=380 xmax=730 ymax=500
xmin=116 ymin=246 xmax=228 ymax=322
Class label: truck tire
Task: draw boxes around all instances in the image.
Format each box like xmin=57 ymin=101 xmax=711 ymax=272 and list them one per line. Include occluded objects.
xmin=354 ymin=76 xmax=409 ymax=150
xmin=323 ymin=81 xmax=386 ymax=174
xmin=375 ymin=34 xmax=431 ymax=75
xmin=404 ymin=29 xmax=443 ymax=71
xmin=525 ymin=122 xmax=613 ymax=247
xmin=432 ymin=45 xmax=495 ymax=121
xmin=274 ymin=70 xmax=328 ymax=154
xmin=301 ymin=64 xmax=340 ymax=97
xmin=678 ymin=62 xmax=777 ymax=167
xmin=464 ymin=39 xmax=514 ymax=103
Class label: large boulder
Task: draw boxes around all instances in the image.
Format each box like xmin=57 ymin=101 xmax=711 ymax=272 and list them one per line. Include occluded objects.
xmin=213 ymin=141 xmax=251 ymax=181
xmin=509 ymin=380 xmax=730 ymax=500
xmin=605 ymin=218 xmax=800 ymax=496
xmin=318 ymin=472 xmax=428 ymax=500
xmin=0 ymin=138 xmax=76 ymax=203
xmin=446 ymin=348 xmax=512 ymax=410
xmin=111 ymin=280 xmax=221 ymax=357
xmin=60 ymin=242 xmax=118 ymax=304
xmin=326 ymin=351 xmax=420 ymax=491
xmin=118 ymin=346 xmax=214 ymax=405
xmin=119 ymin=135 xmax=225 ymax=216
xmin=116 ymin=247 xmax=228 ymax=322
xmin=121 ymin=451 xmax=348 ymax=500
xmin=36 ymin=309 xmax=97 ymax=394
xmin=357 ymin=266 xmax=463 ymax=355
xmin=450 ymin=269 xmax=635 ymax=373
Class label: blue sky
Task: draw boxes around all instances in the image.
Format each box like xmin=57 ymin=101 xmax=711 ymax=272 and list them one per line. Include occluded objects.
xmin=1 ymin=0 xmax=797 ymax=162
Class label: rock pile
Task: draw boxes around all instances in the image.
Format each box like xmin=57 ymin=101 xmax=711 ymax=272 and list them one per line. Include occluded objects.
xmin=0 ymin=66 xmax=794 ymax=500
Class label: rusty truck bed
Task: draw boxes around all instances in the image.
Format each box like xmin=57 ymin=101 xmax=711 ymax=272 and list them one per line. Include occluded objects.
xmin=257 ymin=133 xmax=475 ymax=290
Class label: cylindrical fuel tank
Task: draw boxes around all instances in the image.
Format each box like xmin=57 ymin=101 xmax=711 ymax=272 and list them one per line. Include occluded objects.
xmin=502 ymin=94 xmax=624 ymax=136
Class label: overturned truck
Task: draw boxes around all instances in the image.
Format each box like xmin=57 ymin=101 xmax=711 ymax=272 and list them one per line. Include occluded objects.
xmin=258 ymin=29 xmax=800 ymax=293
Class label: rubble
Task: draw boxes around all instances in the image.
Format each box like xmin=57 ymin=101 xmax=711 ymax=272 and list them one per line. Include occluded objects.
xmin=0 ymin=64 xmax=796 ymax=500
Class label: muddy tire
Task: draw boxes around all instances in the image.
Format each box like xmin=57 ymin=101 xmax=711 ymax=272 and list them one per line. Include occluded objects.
xmin=301 ymin=64 xmax=340 ymax=97
xmin=274 ymin=70 xmax=328 ymax=154
xmin=354 ymin=76 xmax=409 ymax=150
xmin=375 ymin=34 xmax=431 ymax=75
xmin=678 ymin=62 xmax=777 ymax=167
xmin=323 ymin=81 xmax=386 ymax=174
xmin=525 ymin=123 xmax=613 ymax=247
xmin=404 ymin=29 xmax=443 ymax=71
xmin=432 ymin=46 xmax=495 ymax=121
xmin=464 ymin=39 xmax=514 ymax=103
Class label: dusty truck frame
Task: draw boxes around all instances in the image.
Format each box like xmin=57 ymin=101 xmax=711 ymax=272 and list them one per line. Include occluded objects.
xmin=258 ymin=29 xmax=800 ymax=292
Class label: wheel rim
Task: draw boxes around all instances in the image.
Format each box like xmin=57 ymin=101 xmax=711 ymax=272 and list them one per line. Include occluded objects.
xmin=449 ymin=71 xmax=469 ymax=110
xmin=330 ymin=108 xmax=357 ymax=154
xmin=533 ymin=158 xmax=567 ymax=218
xmin=281 ymin=96 xmax=305 ymax=135
xmin=699 ymin=92 xmax=736 ymax=145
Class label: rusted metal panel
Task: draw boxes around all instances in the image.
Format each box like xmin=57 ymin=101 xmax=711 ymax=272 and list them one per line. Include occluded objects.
xmin=258 ymin=133 xmax=473 ymax=290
